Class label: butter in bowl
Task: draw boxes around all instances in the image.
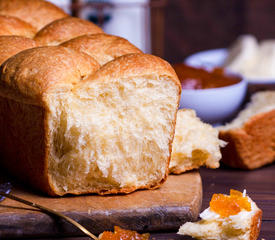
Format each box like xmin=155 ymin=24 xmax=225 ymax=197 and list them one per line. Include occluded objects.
xmin=173 ymin=64 xmax=247 ymax=124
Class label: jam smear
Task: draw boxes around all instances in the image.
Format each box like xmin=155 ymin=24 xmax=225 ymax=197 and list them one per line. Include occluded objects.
xmin=100 ymin=226 xmax=150 ymax=240
xmin=209 ymin=189 xmax=251 ymax=218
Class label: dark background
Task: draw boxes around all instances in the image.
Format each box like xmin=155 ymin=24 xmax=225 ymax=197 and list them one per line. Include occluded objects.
xmin=151 ymin=0 xmax=275 ymax=63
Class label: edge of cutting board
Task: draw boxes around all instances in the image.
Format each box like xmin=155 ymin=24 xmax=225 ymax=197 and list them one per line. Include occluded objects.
xmin=0 ymin=171 xmax=202 ymax=238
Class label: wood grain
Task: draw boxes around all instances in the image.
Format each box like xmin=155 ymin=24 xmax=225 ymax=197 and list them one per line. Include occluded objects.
xmin=0 ymin=171 xmax=202 ymax=239
xmin=30 ymin=164 xmax=275 ymax=240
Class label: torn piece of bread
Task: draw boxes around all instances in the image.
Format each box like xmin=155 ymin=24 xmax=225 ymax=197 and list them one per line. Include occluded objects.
xmin=0 ymin=0 xmax=68 ymax=30
xmin=34 ymin=17 xmax=103 ymax=46
xmin=178 ymin=189 xmax=262 ymax=240
xmin=0 ymin=15 xmax=36 ymax=38
xmin=170 ymin=109 xmax=225 ymax=174
xmin=61 ymin=33 xmax=142 ymax=66
xmin=0 ymin=47 xmax=181 ymax=196
xmin=219 ymin=91 xmax=275 ymax=169
xmin=223 ymin=35 xmax=258 ymax=77
xmin=0 ymin=36 xmax=36 ymax=65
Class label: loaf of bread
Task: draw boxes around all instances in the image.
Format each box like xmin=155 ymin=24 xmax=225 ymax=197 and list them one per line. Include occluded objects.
xmin=0 ymin=0 xmax=68 ymax=30
xmin=219 ymin=91 xmax=275 ymax=169
xmin=0 ymin=15 xmax=36 ymax=37
xmin=178 ymin=189 xmax=262 ymax=240
xmin=34 ymin=17 xmax=104 ymax=46
xmin=0 ymin=46 xmax=181 ymax=196
xmin=170 ymin=109 xmax=225 ymax=174
xmin=61 ymin=33 xmax=142 ymax=65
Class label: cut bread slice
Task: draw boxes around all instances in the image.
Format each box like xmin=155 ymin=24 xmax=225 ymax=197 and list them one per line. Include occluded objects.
xmin=170 ymin=109 xmax=225 ymax=174
xmin=219 ymin=91 xmax=275 ymax=169
xmin=178 ymin=190 xmax=262 ymax=240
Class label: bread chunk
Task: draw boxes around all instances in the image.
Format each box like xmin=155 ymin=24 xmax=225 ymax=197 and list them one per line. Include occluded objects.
xmin=61 ymin=33 xmax=142 ymax=65
xmin=170 ymin=109 xmax=225 ymax=174
xmin=219 ymin=91 xmax=275 ymax=169
xmin=178 ymin=190 xmax=262 ymax=240
xmin=0 ymin=0 xmax=68 ymax=30
xmin=0 ymin=15 xmax=36 ymax=38
xmin=35 ymin=17 xmax=103 ymax=46
xmin=0 ymin=47 xmax=180 ymax=196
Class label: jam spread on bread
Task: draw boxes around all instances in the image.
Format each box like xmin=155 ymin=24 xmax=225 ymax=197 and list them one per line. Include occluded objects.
xmin=210 ymin=189 xmax=251 ymax=217
xmin=173 ymin=64 xmax=241 ymax=89
xmin=100 ymin=226 xmax=150 ymax=240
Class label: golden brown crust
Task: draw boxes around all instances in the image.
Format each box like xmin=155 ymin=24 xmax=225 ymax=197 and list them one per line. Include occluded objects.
xmin=34 ymin=17 xmax=103 ymax=46
xmin=219 ymin=110 xmax=275 ymax=169
xmin=0 ymin=46 xmax=100 ymax=105
xmin=0 ymin=15 xmax=36 ymax=37
xmin=0 ymin=0 xmax=67 ymax=30
xmin=78 ymin=53 xmax=181 ymax=88
xmin=0 ymin=36 xmax=36 ymax=65
xmin=0 ymin=96 xmax=54 ymax=195
xmin=249 ymin=209 xmax=262 ymax=240
xmin=61 ymin=33 xmax=142 ymax=65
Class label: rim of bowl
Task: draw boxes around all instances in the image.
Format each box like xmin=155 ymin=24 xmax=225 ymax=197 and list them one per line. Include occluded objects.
xmin=185 ymin=48 xmax=275 ymax=85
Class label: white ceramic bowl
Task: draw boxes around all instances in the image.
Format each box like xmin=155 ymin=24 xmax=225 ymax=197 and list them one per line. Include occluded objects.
xmin=179 ymin=77 xmax=247 ymax=124
xmin=185 ymin=48 xmax=275 ymax=95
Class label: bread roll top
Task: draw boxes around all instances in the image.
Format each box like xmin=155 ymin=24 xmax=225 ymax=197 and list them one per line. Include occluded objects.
xmin=61 ymin=33 xmax=142 ymax=65
xmin=0 ymin=46 xmax=100 ymax=105
xmin=78 ymin=53 xmax=180 ymax=89
xmin=0 ymin=0 xmax=68 ymax=30
xmin=0 ymin=15 xmax=36 ymax=38
xmin=0 ymin=36 xmax=36 ymax=65
xmin=34 ymin=17 xmax=104 ymax=46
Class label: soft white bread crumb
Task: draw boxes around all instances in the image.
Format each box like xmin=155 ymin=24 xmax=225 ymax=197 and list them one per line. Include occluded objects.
xmin=178 ymin=193 xmax=262 ymax=240
xmin=224 ymin=35 xmax=275 ymax=79
xmin=47 ymin=74 xmax=180 ymax=195
xmin=170 ymin=109 xmax=226 ymax=174
xmin=223 ymin=35 xmax=258 ymax=76
xmin=219 ymin=91 xmax=275 ymax=131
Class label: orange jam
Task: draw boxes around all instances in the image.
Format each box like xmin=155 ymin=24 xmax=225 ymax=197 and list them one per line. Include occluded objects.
xmin=209 ymin=189 xmax=251 ymax=218
xmin=172 ymin=64 xmax=241 ymax=89
xmin=100 ymin=226 xmax=150 ymax=240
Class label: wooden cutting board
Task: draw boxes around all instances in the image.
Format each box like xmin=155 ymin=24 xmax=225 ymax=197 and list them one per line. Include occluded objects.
xmin=0 ymin=171 xmax=202 ymax=239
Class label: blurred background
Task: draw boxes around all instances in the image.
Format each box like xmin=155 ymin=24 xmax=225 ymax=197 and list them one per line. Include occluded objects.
xmin=47 ymin=0 xmax=275 ymax=63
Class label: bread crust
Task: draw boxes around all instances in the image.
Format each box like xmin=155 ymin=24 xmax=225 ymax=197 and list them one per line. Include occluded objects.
xmin=0 ymin=36 xmax=36 ymax=65
xmin=80 ymin=53 xmax=180 ymax=87
xmin=219 ymin=110 xmax=275 ymax=169
xmin=34 ymin=17 xmax=103 ymax=46
xmin=0 ymin=15 xmax=36 ymax=37
xmin=0 ymin=96 xmax=55 ymax=195
xmin=61 ymin=33 xmax=142 ymax=65
xmin=249 ymin=208 xmax=262 ymax=240
xmin=0 ymin=46 xmax=100 ymax=105
xmin=0 ymin=0 xmax=67 ymax=30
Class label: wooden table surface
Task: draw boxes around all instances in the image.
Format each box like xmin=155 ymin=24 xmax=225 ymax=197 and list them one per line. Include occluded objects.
xmin=16 ymin=163 xmax=275 ymax=240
